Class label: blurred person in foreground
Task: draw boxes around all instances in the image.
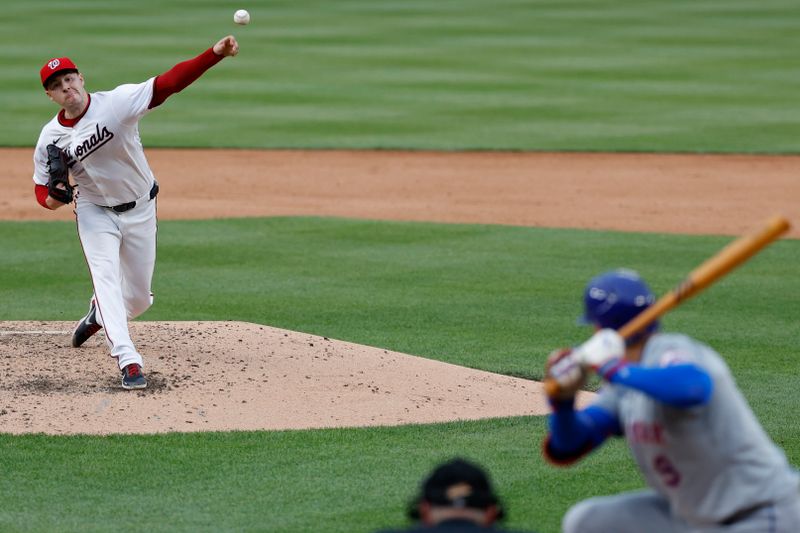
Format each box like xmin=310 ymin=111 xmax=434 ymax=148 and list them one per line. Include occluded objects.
xmin=374 ymin=457 xmax=537 ymax=533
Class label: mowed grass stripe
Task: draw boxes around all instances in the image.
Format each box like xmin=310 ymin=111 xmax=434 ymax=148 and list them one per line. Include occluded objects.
xmin=3 ymin=0 xmax=799 ymax=151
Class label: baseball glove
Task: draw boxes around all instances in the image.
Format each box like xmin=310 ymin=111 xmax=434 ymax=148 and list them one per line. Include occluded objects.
xmin=46 ymin=143 xmax=74 ymax=204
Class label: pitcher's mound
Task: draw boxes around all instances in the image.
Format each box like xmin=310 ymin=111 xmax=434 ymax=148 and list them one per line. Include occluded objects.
xmin=0 ymin=321 xmax=593 ymax=435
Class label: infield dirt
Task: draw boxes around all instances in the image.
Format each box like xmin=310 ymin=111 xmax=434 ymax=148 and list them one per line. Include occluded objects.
xmin=1 ymin=148 xmax=797 ymax=435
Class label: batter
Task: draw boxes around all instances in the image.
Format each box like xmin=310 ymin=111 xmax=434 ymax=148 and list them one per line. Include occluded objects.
xmin=544 ymin=269 xmax=800 ymax=532
xmin=32 ymin=36 xmax=240 ymax=389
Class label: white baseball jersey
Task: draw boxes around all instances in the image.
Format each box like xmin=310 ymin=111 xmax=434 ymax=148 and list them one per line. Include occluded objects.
xmin=594 ymin=333 xmax=800 ymax=525
xmin=32 ymin=79 xmax=157 ymax=206
xmin=33 ymin=78 xmax=162 ymax=371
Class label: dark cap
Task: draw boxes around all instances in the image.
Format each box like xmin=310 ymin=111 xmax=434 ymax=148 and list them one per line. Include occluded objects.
xmin=40 ymin=57 xmax=79 ymax=88
xmin=408 ymin=458 xmax=504 ymax=520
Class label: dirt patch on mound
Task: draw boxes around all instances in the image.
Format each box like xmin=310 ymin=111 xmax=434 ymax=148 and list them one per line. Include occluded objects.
xmin=0 ymin=321 xmax=593 ymax=435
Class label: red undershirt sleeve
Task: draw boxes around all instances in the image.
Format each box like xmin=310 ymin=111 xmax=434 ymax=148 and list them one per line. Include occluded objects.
xmin=148 ymin=47 xmax=224 ymax=109
xmin=35 ymin=184 xmax=52 ymax=209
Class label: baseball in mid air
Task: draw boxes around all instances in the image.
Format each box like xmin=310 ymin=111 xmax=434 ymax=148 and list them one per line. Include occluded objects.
xmin=234 ymin=9 xmax=250 ymax=25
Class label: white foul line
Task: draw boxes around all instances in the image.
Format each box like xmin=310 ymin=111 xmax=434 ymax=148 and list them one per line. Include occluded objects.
xmin=0 ymin=330 xmax=71 ymax=335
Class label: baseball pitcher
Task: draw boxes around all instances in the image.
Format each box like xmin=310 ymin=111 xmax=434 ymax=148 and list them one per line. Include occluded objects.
xmin=543 ymin=269 xmax=800 ymax=532
xmin=33 ymin=36 xmax=240 ymax=389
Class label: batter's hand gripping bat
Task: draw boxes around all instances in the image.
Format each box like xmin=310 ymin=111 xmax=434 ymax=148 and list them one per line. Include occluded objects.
xmin=544 ymin=214 xmax=792 ymax=398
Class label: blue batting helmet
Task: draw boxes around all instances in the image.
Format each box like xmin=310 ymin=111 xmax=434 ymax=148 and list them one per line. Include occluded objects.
xmin=581 ymin=269 xmax=658 ymax=332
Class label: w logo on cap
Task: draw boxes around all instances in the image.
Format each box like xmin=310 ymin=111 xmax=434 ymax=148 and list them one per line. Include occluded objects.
xmin=40 ymin=57 xmax=78 ymax=87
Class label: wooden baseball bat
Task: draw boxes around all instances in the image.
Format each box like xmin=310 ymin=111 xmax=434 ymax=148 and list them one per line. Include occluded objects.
xmin=543 ymin=214 xmax=791 ymax=398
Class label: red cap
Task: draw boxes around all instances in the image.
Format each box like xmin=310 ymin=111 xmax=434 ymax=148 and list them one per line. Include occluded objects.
xmin=40 ymin=57 xmax=79 ymax=88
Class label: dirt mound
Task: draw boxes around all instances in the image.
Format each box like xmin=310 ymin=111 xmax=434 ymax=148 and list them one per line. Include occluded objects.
xmin=0 ymin=321 xmax=591 ymax=435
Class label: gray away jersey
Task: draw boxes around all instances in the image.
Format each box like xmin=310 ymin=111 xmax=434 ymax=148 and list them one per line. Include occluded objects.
xmin=594 ymin=333 xmax=799 ymax=525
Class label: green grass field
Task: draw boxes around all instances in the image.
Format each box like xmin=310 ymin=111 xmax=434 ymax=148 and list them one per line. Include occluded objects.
xmin=4 ymin=0 xmax=800 ymax=152
xmin=3 ymin=1 xmax=800 ymax=532
xmin=1 ymin=220 xmax=798 ymax=532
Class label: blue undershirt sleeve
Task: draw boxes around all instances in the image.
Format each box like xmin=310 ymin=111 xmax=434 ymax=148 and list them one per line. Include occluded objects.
xmin=548 ymin=401 xmax=622 ymax=459
xmin=608 ymin=363 xmax=713 ymax=407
